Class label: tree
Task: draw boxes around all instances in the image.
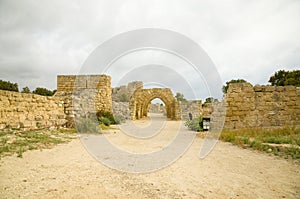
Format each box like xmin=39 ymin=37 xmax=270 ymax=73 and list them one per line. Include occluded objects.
xmin=21 ymin=86 xmax=30 ymax=93
xmin=0 ymin=79 xmax=19 ymax=92
xmin=204 ymin=97 xmax=213 ymax=104
xmin=175 ymin=92 xmax=187 ymax=102
xmin=268 ymin=70 xmax=300 ymax=86
xmin=202 ymin=97 xmax=219 ymax=107
xmin=119 ymin=93 xmax=129 ymax=102
xmin=222 ymin=79 xmax=247 ymax=93
xmin=32 ymin=87 xmax=54 ymax=96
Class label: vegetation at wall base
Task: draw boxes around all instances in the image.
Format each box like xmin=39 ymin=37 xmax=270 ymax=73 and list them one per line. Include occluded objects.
xmin=75 ymin=118 xmax=101 ymax=133
xmin=219 ymin=127 xmax=300 ymax=160
xmin=96 ymin=110 xmax=120 ymax=125
xmin=0 ymin=128 xmax=77 ymax=158
xmin=185 ymin=116 xmax=203 ymax=132
xmin=99 ymin=117 xmax=111 ymax=126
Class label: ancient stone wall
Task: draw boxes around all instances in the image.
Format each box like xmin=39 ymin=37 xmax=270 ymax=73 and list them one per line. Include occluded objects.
xmin=55 ymin=75 xmax=112 ymax=127
xmin=2 ymin=75 xmax=298 ymax=131
xmin=149 ymin=103 xmax=166 ymax=114
xmin=0 ymin=90 xmax=66 ymax=130
xmin=110 ymin=81 xmax=143 ymax=122
xmin=224 ymin=83 xmax=300 ymax=129
xmin=180 ymin=100 xmax=202 ymax=120
xmin=112 ymin=101 xmax=130 ymax=121
xmin=112 ymin=81 xmax=143 ymax=102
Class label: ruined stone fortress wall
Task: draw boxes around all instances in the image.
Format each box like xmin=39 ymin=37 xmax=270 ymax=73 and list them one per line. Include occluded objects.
xmin=112 ymin=81 xmax=143 ymax=102
xmin=180 ymin=100 xmax=202 ymax=120
xmin=0 ymin=90 xmax=66 ymax=130
xmin=111 ymin=81 xmax=143 ymax=121
xmin=224 ymin=83 xmax=300 ymax=129
xmin=1 ymin=75 xmax=299 ymax=131
xmin=55 ymin=75 xmax=112 ymax=127
xmin=56 ymin=75 xmax=112 ymax=112
xmin=0 ymin=75 xmax=112 ymax=130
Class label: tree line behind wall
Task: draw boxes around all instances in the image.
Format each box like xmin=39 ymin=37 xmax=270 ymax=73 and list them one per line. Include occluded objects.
xmin=222 ymin=69 xmax=299 ymax=93
xmin=0 ymin=79 xmax=56 ymax=96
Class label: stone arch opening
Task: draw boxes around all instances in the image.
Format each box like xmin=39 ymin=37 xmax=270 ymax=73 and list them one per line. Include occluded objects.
xmin=146 ymin=98 xmax=166 ymax=116
xmin=129 ymin=88 xmax=181 ymax=120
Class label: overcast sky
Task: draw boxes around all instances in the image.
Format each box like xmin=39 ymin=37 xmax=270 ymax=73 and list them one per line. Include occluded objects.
xmin=0 ymin=0 xmax=299 ymax=99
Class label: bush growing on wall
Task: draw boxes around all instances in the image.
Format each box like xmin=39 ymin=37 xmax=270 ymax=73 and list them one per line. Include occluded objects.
xmin=222 ymin=79 xmax=247 ymax=93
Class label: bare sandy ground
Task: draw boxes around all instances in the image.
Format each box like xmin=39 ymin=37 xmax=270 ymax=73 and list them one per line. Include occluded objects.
xmin=0 ymin=117 xmax=299 ymax=198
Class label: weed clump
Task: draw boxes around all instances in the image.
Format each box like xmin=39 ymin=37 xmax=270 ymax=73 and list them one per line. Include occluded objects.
xmin=0 ymin=128 xmax=77 ymax=158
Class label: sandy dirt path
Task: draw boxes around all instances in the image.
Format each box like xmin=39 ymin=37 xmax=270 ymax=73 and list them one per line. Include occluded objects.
xmin=0 ymin=117 xmax=299 ymax=198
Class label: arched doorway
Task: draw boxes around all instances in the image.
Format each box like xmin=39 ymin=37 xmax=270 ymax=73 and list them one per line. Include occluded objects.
xmin=147 ymin=98 xmax=166 ymax=117
xmin=129 ymin=88 xmax=181 ymax=120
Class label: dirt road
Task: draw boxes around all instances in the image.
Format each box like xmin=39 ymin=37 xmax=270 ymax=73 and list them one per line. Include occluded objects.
xmin=0 ymin=116 xmax=299 ymax=198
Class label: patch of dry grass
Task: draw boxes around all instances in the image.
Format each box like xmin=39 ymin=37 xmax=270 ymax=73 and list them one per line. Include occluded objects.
xmin=219 ymin=126 xmax=300 ymax=160
xmin=0 ymin=128 xmax=77 ymax=158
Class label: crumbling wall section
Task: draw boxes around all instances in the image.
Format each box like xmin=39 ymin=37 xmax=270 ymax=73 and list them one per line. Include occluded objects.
xmin=224 ymin=83 xmax=300 ymax=129
xmin=0 ymin=90 xmax=66 ymax=130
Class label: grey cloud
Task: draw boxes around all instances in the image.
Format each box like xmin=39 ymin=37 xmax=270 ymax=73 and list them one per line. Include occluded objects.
xmin=0 ymin=0 xmax=299 ymax=97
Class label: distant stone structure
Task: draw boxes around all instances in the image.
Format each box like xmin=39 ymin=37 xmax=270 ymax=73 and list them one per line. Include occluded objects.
xmin=180 ymin=100 xmax=202 ymax=120
xmin=112 ymin=81 xmax=143 ymax=102
xmin=130 ymin=87 xmax=181 ymax=120
xmin=148 ymin=103 xmax=166 ymax=114
xmin=111 ymin=81 xmax=143 ymax=121
xmin=0 ymin=75 xmax=299 ymax=131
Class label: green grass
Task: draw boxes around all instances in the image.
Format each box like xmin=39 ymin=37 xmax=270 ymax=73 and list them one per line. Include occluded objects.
xmin=219 ymin=126 xmax=300 ymax=160
xmin=0 ymin=128 xmax=77 ymax=159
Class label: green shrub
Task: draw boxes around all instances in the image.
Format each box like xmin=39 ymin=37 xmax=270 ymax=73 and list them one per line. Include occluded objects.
xmin=114 ymin=116 xmax=121 ymax=124
xmin=76 ymin=118 xmax=101 ymax=133
xmin=21 ymin=86 xmax=30 ymax=93
xmin=32 ymin=87 xmax=55 ymax=96
xmin=241 ymin=136 xmax=249 ymax=144
xmin=185 ymin=116 xmax=203 ymax=132
xmin=119 ymin=93 xmax=129 ymax=102
xmin=96 ymin=111 xmax=117 ymax=125
xmin=0 ymin=79 xmax=18 ymax=92
xmin=99 ymin=117 xmax=111 ymax=126
xmin=225 ymin=135 xmax=235 ymax=142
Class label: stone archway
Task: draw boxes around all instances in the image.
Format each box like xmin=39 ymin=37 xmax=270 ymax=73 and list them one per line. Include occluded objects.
xmin=129 ymin=88 xmax=181 ymax=120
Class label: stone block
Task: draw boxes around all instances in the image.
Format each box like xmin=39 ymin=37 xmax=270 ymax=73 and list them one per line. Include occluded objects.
xmin=265 ymin=86 xmax=275 ymax=92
